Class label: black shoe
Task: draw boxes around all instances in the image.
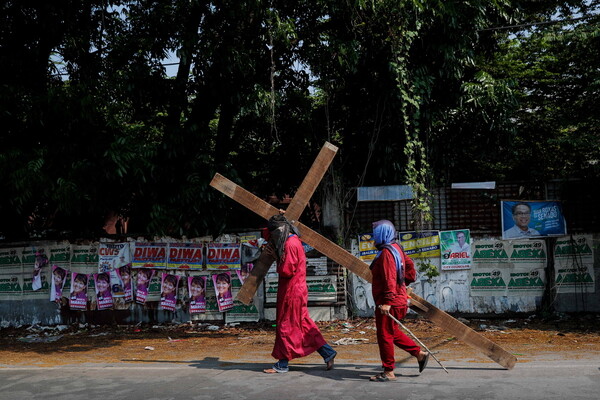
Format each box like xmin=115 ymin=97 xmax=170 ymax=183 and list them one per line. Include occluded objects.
xmin=418 ymin=352 xmax=430 ymax=373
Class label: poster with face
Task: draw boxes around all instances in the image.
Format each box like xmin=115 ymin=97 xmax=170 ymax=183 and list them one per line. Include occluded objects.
xmin=212 ymin=272 xmax=233 ymax=312
xmin=160 ymin=273 xmax=180 ymax=311
xmin=135 ymin=269 xmax=155 ymax=305
xmin=32 ymin=251 xmax=49 ymax=291
xmin=116 ymin=264 xmax=133 ymax=302
xmin=94 ymin=272 xmax=113 ymax=310
xmin=236 ymin=263 xmax=253 ymax=284
xmin=69 ymin=272 xmax=88 ymax=310
xmin=188 ymin=275 xmax=207 ymax=314
xmin=501 ymin=201 xmax=566 ymax=240
xmin=50 ymin=265 xmax=67 ymax=302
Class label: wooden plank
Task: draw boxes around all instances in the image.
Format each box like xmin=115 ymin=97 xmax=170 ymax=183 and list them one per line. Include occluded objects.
xmin=284 ymin=142 xmax=338 ymax=221
xmin=210 ymin=173 xmax=281 ymax=220
xmin=236 ymin=248 xmax=276 ymax=305
xmin=408 ymin=289 xmax=517 ymax=370
xmin=294 ymin=222 xmax=373 ymax=282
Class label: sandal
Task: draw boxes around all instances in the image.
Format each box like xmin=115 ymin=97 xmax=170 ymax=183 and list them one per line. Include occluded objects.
xmin=418 ymin=352 xmax=430 ymax=373
xmin=369 ymin=373 xmax=396 ymax=382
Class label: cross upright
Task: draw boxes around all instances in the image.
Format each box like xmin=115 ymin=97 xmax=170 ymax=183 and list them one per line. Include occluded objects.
xmin=210 ymin=141 xmax=516 ymax=370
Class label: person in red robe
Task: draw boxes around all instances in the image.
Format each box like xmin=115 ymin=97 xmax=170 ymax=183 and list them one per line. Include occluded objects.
xmin=263 ymin=214 xmax=337 ymax=374
xmin=369 ymin=219 xmax=429 ymax=382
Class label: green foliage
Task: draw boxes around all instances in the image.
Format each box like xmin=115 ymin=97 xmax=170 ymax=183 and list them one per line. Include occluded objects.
xmin=1 ymin=0 xmax=597 ymax=240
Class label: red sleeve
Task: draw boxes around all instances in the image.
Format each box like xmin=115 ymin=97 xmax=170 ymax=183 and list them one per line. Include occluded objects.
xmin=403 ymin=250 xmax=416 ymax=285
xmin=380 ymin=249 xmax=399 ymax=305
xmin=277 ymin=237 xmax=298 ymax=278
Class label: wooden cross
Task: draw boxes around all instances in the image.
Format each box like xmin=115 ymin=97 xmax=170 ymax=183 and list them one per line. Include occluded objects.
xmin=210 ymin=142 xmax=516 ymax=370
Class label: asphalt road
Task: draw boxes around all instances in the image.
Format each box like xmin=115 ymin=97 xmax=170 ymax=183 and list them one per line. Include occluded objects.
xmin=1 ymin=355 xmax=598 ymax=400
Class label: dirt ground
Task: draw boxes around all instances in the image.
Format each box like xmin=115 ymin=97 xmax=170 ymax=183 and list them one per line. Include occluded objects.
xmin=1 ymin=314 xmax=599 ymax=368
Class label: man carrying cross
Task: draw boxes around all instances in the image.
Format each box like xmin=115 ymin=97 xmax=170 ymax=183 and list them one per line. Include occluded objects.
xmin=262 ymin=214 xmax=337 ymax=374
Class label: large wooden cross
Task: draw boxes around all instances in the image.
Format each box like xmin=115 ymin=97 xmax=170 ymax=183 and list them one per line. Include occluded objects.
xmin=210 ymin=142 xmax=516 ymax=370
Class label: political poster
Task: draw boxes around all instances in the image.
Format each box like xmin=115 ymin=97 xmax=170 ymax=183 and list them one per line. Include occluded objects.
xmin=398 ymin=231 xmax=441 ymax=259
xmin=167 ymin=243 xmax=204 ymax=269
xmin=358 ymin=233 xmax=377 ymax=262
xmin=94 ymin=272 xmax=113 ymax=310
xmin=21 ymin=246 xmax=49 ymax=299
xmin=440 ymin=229 xmax=472 ymax=271
xmin=134 ymin=269 xmax=155 ymax=305
xmin=50 ymin=265 xmax=68 ymax=302
xmin=69 ymin=272 xmax=88 ymax=310
xmin=206 ymin=243 xmax=240 ymax=270
xmin=98 ymin=242 xmax=131 ymax=298
xmin=554 ymin=235 xmax=595 ymax=294
xmin=160 ymin=273 xmax=180 ymax=311
xmin=212 ymin=271 xmax=234 ymax=312
xmin=470 ymin=239 xmax=547 ymax=297
xmin=188 ymin=275 xmax=207 ymax=314
xmin=501 ymin=201 xmax=567 ymax=240
xmin=131 ymin=242 xmax=167 ymax=269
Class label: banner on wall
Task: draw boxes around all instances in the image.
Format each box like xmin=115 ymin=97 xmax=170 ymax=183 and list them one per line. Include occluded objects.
xmin=167 ymin=243 xmax=204 ymax=269
xmin=501 ymin=200 xmax=567 ymax=240
xmin=554 ymin=235 xmax=595 ymax=294
xmin=131 ymin=242 xmax=167 ymax=269
xmin=398 ymin=231 xmax=440 ymax=259
xmin=358 ymin=233 xmax=378 ymax=262
xmin=116 ymin=264 xmax=133 ymax=302
xmin=206 ymin=243 xmax=240 ymax=270
xmin=440 ymin=229 xmax=472 ymax=271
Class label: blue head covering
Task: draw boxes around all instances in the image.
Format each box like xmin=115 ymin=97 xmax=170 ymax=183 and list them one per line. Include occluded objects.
xmin=371 ymin=220 xmax=403 ymax=284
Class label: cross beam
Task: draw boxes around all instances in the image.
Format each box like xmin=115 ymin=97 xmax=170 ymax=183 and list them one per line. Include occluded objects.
xmin=209 ymin=142 xmax=517 ymax=370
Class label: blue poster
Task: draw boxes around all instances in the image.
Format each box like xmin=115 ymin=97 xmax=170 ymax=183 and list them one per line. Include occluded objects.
xmin=501 ymin=201 xmax=567 ymax=240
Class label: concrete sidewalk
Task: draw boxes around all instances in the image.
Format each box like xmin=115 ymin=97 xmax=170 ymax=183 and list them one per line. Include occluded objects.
xmin=1 ymin=356 xmax=599 ymax=400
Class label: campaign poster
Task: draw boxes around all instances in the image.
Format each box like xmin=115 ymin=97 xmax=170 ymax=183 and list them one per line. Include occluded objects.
xmin=358 ymin=233 xmax=378 ymax=262
xmin=212 ymin=271 xmax=234 ymax=312
xmin=506 ymin=240 xmax=547 ymax=296
xmin=94 ymin=272 xmax=113 ymax=310
xmin=501 ymin=200 xmax=567 ymax=240
xmin=116 ymin=264 xmax=133 ymax=302
xmin=69 ymin=272 xmax=88 ymax=310
xmin=167 ymin=243 xmax=204 ymax=269
xmin=206 ymin=243 xmax=240 ymax=270
xmin=188 ymin=275 xmax=207 ymax=314
xmin=236 ymin=263 xmax=253 ymax=283
xmin=50 ymin=265 xmax=68 ymax=302
xmin=160 ymin=273 xmax=180 ymax=311
xmin=440 ymin=229 xmax=472 ymax=271
xmin=266 ymin=275 xmax=338 ymax=303
xmin=225 ymin=273 xmax=260 ymax=323
xmin=31 ymin=251 xmax=49 ymax=291
xmin=398 ymin=231 xmax=441 ymax=259
xmin=97 ymin=242 xmax=131 ymax=298
xmin=21 ymin=246 xmax=48 ymax=299
xmin=131 ymin=242 xmax=167 ymax=269
xmin=135 ymin=269 xmax=155 ymax=305
xmin=554 ymin=235 xmax=595 ymax=294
